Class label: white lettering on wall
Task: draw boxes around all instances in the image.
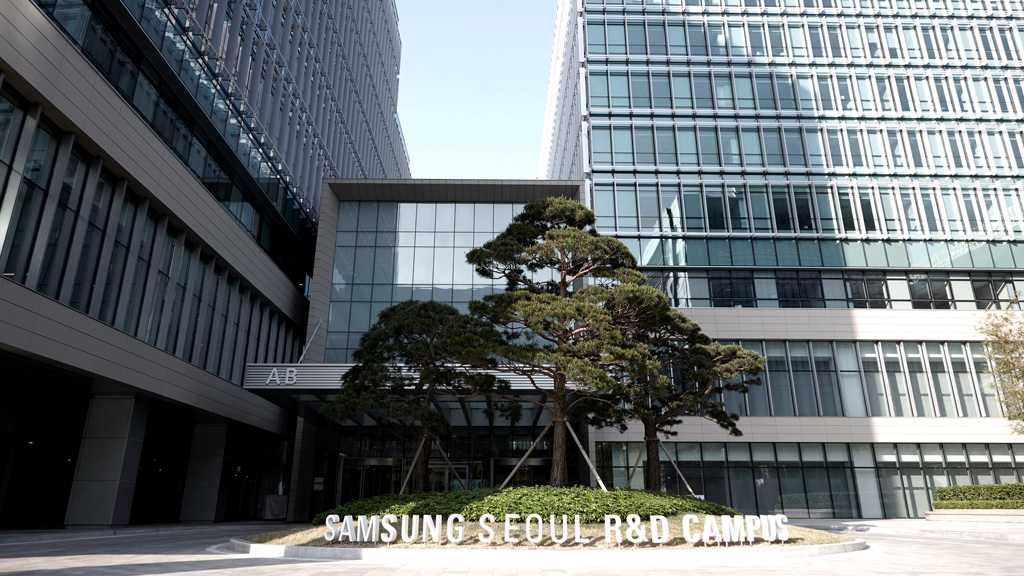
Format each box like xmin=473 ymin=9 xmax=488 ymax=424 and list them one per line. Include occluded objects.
xmin=264 ymin=367 xmax=297 ymax=385
xmin=323 ymin=513 xmax=792 ymax=545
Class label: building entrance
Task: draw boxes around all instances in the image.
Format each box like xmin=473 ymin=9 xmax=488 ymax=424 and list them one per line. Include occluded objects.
xmin=339 ymin=459 xmax=401 ymax=503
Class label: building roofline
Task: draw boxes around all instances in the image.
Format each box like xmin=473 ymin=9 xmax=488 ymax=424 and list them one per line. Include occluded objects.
xmin=323 ymin=179 xmax=585 ymax=203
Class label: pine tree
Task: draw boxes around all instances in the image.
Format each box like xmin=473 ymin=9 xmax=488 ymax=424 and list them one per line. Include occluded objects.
xmin=322 ymin=300 xmax=498 ymax=493
xmin=465 ymin=196 xmax=658 ymax=487
xmin=589 ymin=303 xmax=765 ymax=492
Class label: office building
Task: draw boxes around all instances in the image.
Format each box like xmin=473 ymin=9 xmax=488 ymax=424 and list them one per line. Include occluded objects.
xmin=541 ymin=0 xmax=1024 ymax=517
xmin=245 ymin=179 xmax=589 ymax=507
xmin=0 ymin=0 xmax=407 ymax=527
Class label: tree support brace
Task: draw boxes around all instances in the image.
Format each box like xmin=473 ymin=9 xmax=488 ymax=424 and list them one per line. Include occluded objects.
xmin=432 ymin=436 xmax=468 ymax=491
xmin=565 ymin=420 xmax=608 ymax=492
xmin=626 ymin=445 xmax=644 ymax=488
xmin=659 ymin=440 xmax=697 ymax=497
xmin=499 ymin=420 xmax=553 ymax=489
xmin=398 ymin=437 xmax=427 ymax=495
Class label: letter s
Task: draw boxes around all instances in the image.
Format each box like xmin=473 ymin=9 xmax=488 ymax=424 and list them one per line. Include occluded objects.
xmin=479 ymin=513 xmax=495 ymax=543
xmin=324 ymin=514 xmax=340 ymax=542
xmin=381 ymin=514 xmax=398 ymax=543
xmin=776 ymin=514 xmax=790 ymax=541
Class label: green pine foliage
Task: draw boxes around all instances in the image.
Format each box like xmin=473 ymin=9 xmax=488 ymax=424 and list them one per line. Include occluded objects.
xmin=463 ymin=197 xmax=661 ymax=487
xmin=311 ymin=486 xmax=737 ymax=526
xmin=321 ymin=300 xmax=501 ymax=494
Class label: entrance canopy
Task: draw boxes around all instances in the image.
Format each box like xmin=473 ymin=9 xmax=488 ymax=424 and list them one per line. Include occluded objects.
xmin=244 ymin=363 xmax=555 ymax=391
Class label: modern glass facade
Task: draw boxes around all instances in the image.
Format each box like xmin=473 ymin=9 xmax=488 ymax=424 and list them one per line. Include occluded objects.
xmin=0 ymin=0 xmax=417 ymax=526
xmin=597 ymin=441 xmax=1024 ymax=518
xmin=0 ymin=83 xmax=301 ymax=384
xmin=326 ymin=200 xmax=524 ymax=362
xmin=715 ymin=340 xmax=1002 ymax=418
xmin=542 ymin=0 xmax=1024 ymax=516
xmin=33 ymin=0 xmax=411 ymax=281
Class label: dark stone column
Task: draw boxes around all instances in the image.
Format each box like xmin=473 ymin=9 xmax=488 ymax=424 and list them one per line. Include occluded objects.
xmin=64 ymin=392 xmax=148 ymax=527
xmin=179 ymin=423 xmax=228 ymax=522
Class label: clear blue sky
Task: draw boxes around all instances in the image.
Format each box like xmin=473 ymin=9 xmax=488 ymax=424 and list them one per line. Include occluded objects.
xmin=394 ymin=1 xmax=557 ymax=179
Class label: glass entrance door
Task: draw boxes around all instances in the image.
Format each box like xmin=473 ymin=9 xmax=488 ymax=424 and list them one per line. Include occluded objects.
xmin=339 ymin=461 xmax=401 ymax=503
xmin=428 ymin=465 xmax=470 ymax=492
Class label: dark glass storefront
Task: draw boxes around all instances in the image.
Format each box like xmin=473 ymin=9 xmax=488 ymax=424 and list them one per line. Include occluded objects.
xmin=598 ymin=441 xmax=1024 ymax=518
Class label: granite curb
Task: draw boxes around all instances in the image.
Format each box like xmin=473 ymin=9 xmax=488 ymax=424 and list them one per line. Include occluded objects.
xmin=226 ymin=537 xmax=868 ymax=562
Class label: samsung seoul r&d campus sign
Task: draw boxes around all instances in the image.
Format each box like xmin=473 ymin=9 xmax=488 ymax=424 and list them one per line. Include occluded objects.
xmin=324 ymin=514 xmax=790 ymax=545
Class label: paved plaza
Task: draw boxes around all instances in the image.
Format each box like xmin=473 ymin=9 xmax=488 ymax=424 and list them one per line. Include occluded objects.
xmin=0 ymin=519 xmax=1021 ymax=575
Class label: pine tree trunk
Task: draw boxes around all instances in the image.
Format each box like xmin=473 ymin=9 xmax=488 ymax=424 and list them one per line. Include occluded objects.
xmin=643 ymin=420 xmax=664 ymax=492
xmin=412 ymin=427 xmax=433 ymax=494
xmin=549 ymin=390 xmax=569 ymax=487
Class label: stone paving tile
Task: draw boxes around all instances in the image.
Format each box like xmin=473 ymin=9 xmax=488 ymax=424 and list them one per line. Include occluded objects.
xmin=0 ymin=522 xmax=1020 ymax=575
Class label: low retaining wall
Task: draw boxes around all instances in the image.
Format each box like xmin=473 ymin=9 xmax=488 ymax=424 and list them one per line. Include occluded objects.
xmin=926 ymin=509 xmax=1024 ymax=523
xmin=226 ymin=538 xmax=867 ymax=562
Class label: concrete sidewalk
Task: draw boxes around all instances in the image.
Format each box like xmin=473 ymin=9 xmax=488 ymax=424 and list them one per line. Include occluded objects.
xmin=790 ymin=518 xmax=1024 ymax=542
xmin=1 ymin=519 xmax=1021 ymax=575
xmin=0 ymin=522 xmax=294 ymax=545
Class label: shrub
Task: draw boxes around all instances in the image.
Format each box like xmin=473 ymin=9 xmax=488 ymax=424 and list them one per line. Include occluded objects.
xmin=933 ymin=483 xmax=1024 ymax=502
xmin=311 ymin=488 xmax=499 ymax=526
xmin=312 ymin=486 xmax=737 ymax=526
xmin=931 ymin=500 xmax=1024 ymax=510
xmin=459 ymin=486 xmax=736 ymax=523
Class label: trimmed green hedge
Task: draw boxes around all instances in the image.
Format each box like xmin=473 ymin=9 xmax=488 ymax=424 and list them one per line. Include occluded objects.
xmin=312 ymin=486 xmax=737 ymax=526
xmin=932 ymin=500 xmax=1024 ymax=510
xmin=934 ymin=483 xmax=1024 ymax=502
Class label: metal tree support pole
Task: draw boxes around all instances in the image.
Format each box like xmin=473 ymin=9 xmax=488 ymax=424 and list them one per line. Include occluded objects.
xmin=659 ymin=440 xmax=697 ymax=497
xmin=499 ymin=420 xmax=553 ymax=489
xmin=433 ymin=437 xmax=468 ymax=491
xmin=297 ymin=318 xmax=323 ymax=364
xmin=626 ymin=446 xmax=644 ymax=489
xmin=565 ymin=421 xmax=607 ymax=492
xmin=398 ymin=437 xmax=428 ymax=495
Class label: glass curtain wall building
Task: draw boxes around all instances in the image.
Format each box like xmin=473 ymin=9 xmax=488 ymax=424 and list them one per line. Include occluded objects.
xmin=271 ymin=179 xmax=587 ymax=509
xmin=0 ymin=0 xmax=408 ymax=527
xmin=542 ymin=0 xmax=1024 ymax=517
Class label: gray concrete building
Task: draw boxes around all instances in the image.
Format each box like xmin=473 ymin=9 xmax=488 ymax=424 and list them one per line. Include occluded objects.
xmin=0 ymin=0 xmax=408 ymax=527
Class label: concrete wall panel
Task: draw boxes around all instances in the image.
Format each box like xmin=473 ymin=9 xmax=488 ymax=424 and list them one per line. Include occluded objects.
xmin=0 ymin=277 xmax=289 ymax=435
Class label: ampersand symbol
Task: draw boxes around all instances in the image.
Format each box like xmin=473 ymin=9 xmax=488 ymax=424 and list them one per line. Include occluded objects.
xmin=625 ymin=514 xmax=648 ymax=544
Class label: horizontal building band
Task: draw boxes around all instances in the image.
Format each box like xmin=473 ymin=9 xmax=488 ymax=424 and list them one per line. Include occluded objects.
xmin=596 ymin=440 xmax=1024 ymax=519
xmin=645 ymin=269 xmax=1023 ymax=310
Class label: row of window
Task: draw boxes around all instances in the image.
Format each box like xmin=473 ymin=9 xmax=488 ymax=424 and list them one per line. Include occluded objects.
xmin=644 ymin=269 xmax=1022 ymax=309
xmin=590 ymin=69 xmax=1024 ymax=118
xmin=711 ymin=340 xmax=1002 ymax=417
xmin=597 ymin=441 xmax=1024 ymax=519
xmin=595 ymin=180 xmax=1024 ymax=239
xmin=34 ymin=0 xmax=311 ymax=282
xmin=620 ymin=236 xmax=1024 ymax=269
xmin=587 ymin=0 xmax=1024 ymax=11
xmin=337 ymin=201 xmax=525 ymax=234
xmin=0 ymin=85 xmax=299 ymax=384
xmin=328 ymin=202 xmax=523 ymax=363
xmin=592 ymin=121 xmax=1024 ymax=176
xmin=586 ymin=15 xmax=1024 ymax=64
